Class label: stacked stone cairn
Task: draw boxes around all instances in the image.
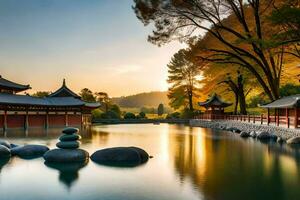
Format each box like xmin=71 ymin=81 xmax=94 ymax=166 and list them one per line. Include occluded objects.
xmin=44 ymin=127 xmax=89 ymax=163
xmin=57 ymin=127 xmax=81 ymax=149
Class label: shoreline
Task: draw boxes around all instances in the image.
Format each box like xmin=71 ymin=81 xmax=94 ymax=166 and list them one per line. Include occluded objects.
xmin=190 ymin=119 xmax=300 ymax=140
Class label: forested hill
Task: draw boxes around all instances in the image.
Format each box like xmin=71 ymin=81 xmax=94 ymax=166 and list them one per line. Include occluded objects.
xmin=112 ymin=91 xmax=169 ymax=108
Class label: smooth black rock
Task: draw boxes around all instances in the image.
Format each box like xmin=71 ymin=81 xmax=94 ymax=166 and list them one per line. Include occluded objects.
xmin=257 ymin=132 xmax=271 ymax=140
xmin=10 ymin=143 xmax=19 ymax=148
xmin=59 ymin=134 xmax=81 ymax=142
xmin=11 ymin=145 xmax=49 ymax=159
xmin=91 ymin=147 xmax=149 ymax=167
xmin=0 ymin=140 xmax=11 ymax=149
xmin=62 ymin=127 xmax=79 ymax=135
xmin=240 ymin=131 xmax=250 ymax=138
xmin=44 ymin=149 xmax=89 ymax=163
xmin=287 ymin=136 xmax=300 ymax=145
xmin=56 ymin=141 xmax=80 ymax=149
xmin=0 ymin=145 xmax=11 ymax=158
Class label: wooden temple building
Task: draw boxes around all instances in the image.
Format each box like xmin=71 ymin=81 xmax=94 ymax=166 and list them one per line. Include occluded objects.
xmin=0 ymin=76 xmax=100 ymax=130
xmin=198 ymin=93 xmax=232 ymax=119
xmin=261 ymin=94 xmax=300 ymax=128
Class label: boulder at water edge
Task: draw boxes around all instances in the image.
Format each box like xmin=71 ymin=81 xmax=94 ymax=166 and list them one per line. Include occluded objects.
xmin=11 ymin=145 xmax=49 ymax=159
xmin=0 ymin=145 xmax=11 ymax=158
xmin=277 ymin=137 xmax=285 ymax=144
xmin=240 ymin=131 xmax=250 ymax=138
xmin=0 ymin=140 xmax=11 ymax=149
xmin=91 ymin=147 xmax=149 ymax=167
xmin=44 ymin=149 xmax=89 ymax=163
xmin=250 ymin=131 xmax=257 ymax=138
xmin=257 ymin=132 xmax=271 ymax=140
xmin=287 ymin=137 xmax=300 ymax=145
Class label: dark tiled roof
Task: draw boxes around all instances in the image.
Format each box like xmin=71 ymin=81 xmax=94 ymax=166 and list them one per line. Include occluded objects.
xmin=0 ymin=76 xmax=30 ymax=92
xmin=49 ymin=79 xmax=81 ymax=98
xmin=198 ymin=93 xmax=232 ymax=108
xmin=0 ymin=93 xmax=100 ymax=108
xmin=260 ymin=94 xmax=300 ymax=108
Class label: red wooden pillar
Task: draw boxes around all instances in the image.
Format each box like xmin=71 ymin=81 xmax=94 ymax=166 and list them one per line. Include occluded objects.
xmin=267 ymin=108 xmax=270 ymax=126
xmin=45 ymin=111 xmax=49 ymax=129
xmin=286 ymin=108 xmax=289 ymax=128
xmin=295 ymin=108 xmax=298 ymax=129
xmin=276 ymin=109 xmax=280 ymax=126
xmin=3 ymin=110 xmax=7 ymax=131
xmin=260 ymin=114 xmax=263 ymax=125
xmin=24 ymin=110 xmax=29 ymax=130
xmin=65 ymin=112 xmax=68 ymax=127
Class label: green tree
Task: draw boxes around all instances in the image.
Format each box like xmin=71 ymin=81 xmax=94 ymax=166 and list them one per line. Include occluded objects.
xmin=124 ymin=112 xmax=136 ymax=119
xmin=31 ymin=91 xmax=50 ymax=98
xmin=79 ymin=88 xmax=96 ymax=102
xmin=157 ymin=103 xmax=164 ymax=116
xmin=167 ymin=49 xmax=201 ymax=111
xmin=138 ymin=111 xmax=146 ymax=119
xmin=96 ymin=92 xmax=111 ymax=112
xmin=279 ymin=83 xmax=300 ymax=97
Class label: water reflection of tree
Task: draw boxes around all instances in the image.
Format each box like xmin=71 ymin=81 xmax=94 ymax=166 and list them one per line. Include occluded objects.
xmin=169 ymin=129 xmax=300 ymax=200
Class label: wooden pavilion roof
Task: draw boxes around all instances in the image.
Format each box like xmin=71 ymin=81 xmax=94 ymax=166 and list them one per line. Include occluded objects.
xmin=260 ymin=94 xmax=300 ymax=108
xmin=0 ymin=75 xmax=31 ymax=93
xmin=198 ymin=93 xmax=232 ymax=108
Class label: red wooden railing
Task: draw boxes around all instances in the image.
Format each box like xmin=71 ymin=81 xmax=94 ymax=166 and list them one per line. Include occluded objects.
xmin=194 ymin=114 xmax=300 ymax=129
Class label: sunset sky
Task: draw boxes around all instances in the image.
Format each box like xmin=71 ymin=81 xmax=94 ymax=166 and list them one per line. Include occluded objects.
xmin=0 ymin=0 xmax=183 ymax=97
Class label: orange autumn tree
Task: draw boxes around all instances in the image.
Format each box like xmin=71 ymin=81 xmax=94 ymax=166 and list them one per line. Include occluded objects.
xmin=134 ymin=0 xmax=300 ymax=101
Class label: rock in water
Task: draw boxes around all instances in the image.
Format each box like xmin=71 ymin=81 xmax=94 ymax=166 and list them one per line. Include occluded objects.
xmin=240 ymin=132 xmax=250 ymax=138
xmin=277 ymin=137 xmax=285 ymax=144
xmin=62 ymin=127 xmax=79 ymax=135
xmin=91 ymin=147 xmax=149 ymax=167
xmin=257 ymin=132 xmax=271 ymax=140
xmin=250 ymin=131 xmax=257 ymax=138
xmin=44 ymin=149 xmax=89 ymax=163
xmin=59 ymin=134 xmax=81 ymax=142
xmin=287 ymin=137 xmax=300 ymax=145
xmin=0 ymin=145 xmax=11 ymax=158
xmin=56 ymin=141 xmax=80 ymax=149
xmin=11 ymin=145 xmax=49 ymax=159
xmin=0 ymin=140 xmax=11 ymax=149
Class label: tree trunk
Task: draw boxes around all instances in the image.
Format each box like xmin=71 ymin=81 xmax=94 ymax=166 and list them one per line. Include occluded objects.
xmin=188 ymin=91 xmax=194 ymax=112
xmin=238 ymin=91 xmax=247 ymax=115
xmin=234 ymin=93 xmax=239 ymax=115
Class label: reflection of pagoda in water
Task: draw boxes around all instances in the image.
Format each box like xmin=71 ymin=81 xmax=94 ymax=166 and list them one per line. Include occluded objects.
xmin=168 ymin=128 xmax=300 ymax=200
xmin=45 ymin=161 xmax=88 ymax=189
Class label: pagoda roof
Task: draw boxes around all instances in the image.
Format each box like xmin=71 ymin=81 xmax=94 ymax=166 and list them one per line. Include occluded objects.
xmin=198 ymin=93 xmax=232 ymax=108
xmin=260 ymin=94 xmax=300 ymax=108
xmin=0 ymin=93 xmax=100 ymax=108
xmin=0 ymin=75 xmax=31 ymax=92
xmin=49 ymin=79 xmax=81 ymax=98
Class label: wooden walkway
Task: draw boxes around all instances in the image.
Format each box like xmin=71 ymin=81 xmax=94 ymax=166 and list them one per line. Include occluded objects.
xmin=195 ymin=114 xmax=300 ymax=129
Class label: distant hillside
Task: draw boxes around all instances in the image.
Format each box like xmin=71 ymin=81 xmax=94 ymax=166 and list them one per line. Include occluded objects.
xmin=112 ymin=91 xmax=169 ymax=108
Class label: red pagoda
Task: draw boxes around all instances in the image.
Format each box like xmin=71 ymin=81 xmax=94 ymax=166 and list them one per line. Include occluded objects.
xmin=0 ymin=76 xmax=100 ymax=131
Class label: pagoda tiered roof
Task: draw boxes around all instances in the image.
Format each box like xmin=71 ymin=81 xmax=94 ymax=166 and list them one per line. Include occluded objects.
xmin=49 ymin=79 xmax=81 ymax=98
xmin=198 ymin=93 xmax=232 ymax=108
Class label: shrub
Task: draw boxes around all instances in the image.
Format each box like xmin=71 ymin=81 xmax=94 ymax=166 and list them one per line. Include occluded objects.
xmin=138 ymin=112 xmax=146 ymax=119
xmin=166 ymin=112 xmax=181 ymax=119
xmin=124 ymin=112 xmax=136 ymax=119
xmin=180 ymin=108 xmax=194 ymax=119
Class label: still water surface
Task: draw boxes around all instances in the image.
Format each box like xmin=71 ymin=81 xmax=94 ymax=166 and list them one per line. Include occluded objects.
xmin=0 ymin=124 xmax=300 ymax=200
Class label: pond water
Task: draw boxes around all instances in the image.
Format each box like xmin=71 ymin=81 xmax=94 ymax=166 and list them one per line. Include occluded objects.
xmin=0 ymin=124 xmax=300 ymax=200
